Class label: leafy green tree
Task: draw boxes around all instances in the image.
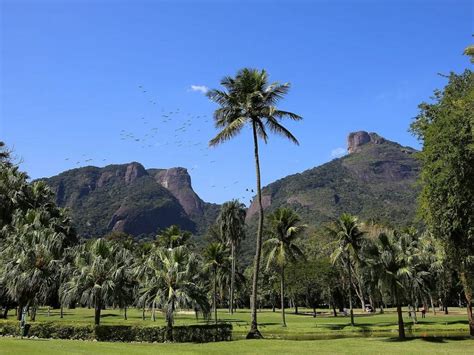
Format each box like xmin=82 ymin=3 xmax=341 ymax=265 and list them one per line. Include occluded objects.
xmin=218 ymin=199 xmax=246 ymax=314
xmin=203 ymin=242 xmax=229 ymax=323
xmin=0 ymin=141 xmax=11 ymax=165
xmin=327 ymin=213 xmax=365 ymax=326
xmin=208 ymin=68 xmax=302 ymax=338
xmin=464 ymin=44 xmax=474 ymax=63
xmin=263 ymin=208 xmax=305 ymax=327
xmin=410 ymin=69 xmax=474 ymax=335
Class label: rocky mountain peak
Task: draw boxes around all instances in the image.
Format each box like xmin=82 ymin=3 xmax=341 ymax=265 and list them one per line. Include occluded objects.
xmin=153 ymin=167 xmax=204 ymax=216
xmin=124 ymin=162 xmax=147 ymax=184
xmin=347 ymin=131 xmax=386 ymax=153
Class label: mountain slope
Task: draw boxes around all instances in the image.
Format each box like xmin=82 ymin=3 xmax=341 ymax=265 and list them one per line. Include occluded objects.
xmin=42 ymin=131 xmax=420 ymax=242
xmin=42 ymin=162 xmax=217 ymax=238
xmin=246 ymin=131 xmax=420 ymax=227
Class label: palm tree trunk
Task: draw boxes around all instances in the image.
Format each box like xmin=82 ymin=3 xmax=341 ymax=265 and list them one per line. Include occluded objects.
xmin=281 ymin=266 xmax=286 ymax=327
xmin=94 ymin=305 xmax=101 ymax=326
xmin=429 ymin=294 xmax=436 ymax=316
xmin=459 ymin=271 xmax=474 ymax=336
xmin=60 ymin=305 xmax=64 ymax=319
xmin=347 ymin=253 xmax=355 ymax=326
xmin=395 ymin=290 xmax=405 ymax=338
xmin=142 ymin=306 xmax=145 ymax=321
xmin=166 ymin=299 xmax=175 ymax=341
xmin=247 ymin=121 xmax=264 ymax=339
xmin=17 ymin=305 xmax=23 ymax=321
xmin=124 ymin=306 xmax=127 ymax=320
xmin=214 ymin=268 xmax=218 ymax=324
xmin=166 ymin=314 xmax=173 ymax=341
xmin=152 ymin=301 xmax=156 ymax=322
xmin=230 ymin=243 xmax=235 ymax=315
xmin=30 ymin=306 xmax=37 ymax=322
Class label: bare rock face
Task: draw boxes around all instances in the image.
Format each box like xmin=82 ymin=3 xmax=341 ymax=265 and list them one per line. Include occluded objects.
xmin=154 ymin=167 xmax=204 ymax=216
xmin=97 ymin=171 xmax=114 ymax=188
xmin=245 ymin=195 xmax=272 ymax=221
xmin=125 ymin=162 xmax=147 ymax=184
xmin=347 ymin=131 xmax=385 ymax=153
xmin=347 ymin=131 xmax=371 ymax=153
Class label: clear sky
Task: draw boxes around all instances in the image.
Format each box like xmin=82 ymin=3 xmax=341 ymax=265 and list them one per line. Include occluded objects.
xmin=1 ymin=0 xmax=472 ymax=205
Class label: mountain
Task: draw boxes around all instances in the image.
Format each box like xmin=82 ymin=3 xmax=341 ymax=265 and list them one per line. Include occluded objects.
xmin=42 ymin=162 xmax=219 ymax=238
xmin=246 ymin=131 xmax=420 ymax=228
xmin=42 ymin=131 xmax=420 ymax=241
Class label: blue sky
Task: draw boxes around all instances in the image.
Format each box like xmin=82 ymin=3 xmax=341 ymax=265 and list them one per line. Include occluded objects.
xmin=1 ymin=0 xmax=472 ymax=205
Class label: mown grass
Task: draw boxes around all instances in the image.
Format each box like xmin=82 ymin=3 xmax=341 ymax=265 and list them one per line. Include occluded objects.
xmin=2 ymin=306 xmax=469 ymax=339
xmin=1 ymin=336 xmax=473 ymax=354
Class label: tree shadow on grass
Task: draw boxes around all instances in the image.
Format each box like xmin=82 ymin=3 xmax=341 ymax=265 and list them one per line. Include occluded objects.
xmin=382 ymin=337 xmax=416 ymax=343
xmin=382 ymin=336 xmax=471 ymax=343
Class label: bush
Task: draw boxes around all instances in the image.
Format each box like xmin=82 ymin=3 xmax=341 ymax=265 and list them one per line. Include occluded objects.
xmin=0 ymin=322 xmax=19 ymax=336
xmin=0 ymin=320 xmax=232 ymax=343
xmin=173 ymin=324 xmax=233 ymax=342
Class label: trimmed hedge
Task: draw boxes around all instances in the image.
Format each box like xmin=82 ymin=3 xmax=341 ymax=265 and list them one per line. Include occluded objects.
xmin=0 ymin=321 xmax=232 ymax=343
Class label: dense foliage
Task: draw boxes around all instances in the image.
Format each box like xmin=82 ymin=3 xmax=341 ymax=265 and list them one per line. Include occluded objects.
xmin=410 ymin=69 xmax=474 ymax=336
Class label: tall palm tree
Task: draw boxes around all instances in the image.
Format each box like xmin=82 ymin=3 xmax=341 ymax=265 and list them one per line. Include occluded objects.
xmin=263 ymin=208 xmax=305 ymax=327
xmin=203 ymin=242 xmax=229 ymax=323
xmin=218 ymin=199 xmax=246 ymax=314
xmin=138 ymin=245 xmax=209 ymax=340
xmin=327 ymin=213 xmax=365 ymax=326
xmin=208 ymin=68 xmax=302 ymax=338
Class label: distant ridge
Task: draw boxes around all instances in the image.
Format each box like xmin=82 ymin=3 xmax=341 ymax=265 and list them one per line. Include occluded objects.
xmin=246 ymin=131 xmax=419 ymax=227
xmin=42 ymin=162 xmax=219 ymax=238
xmin=42 ymin=131 xmax=420 ymax=240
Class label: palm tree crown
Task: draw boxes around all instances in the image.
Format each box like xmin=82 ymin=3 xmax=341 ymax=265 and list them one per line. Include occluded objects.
xmin=264 ymin=208 xmax=305 ymax=270
xmin=208 ymin=68 xmax=302 ymax=147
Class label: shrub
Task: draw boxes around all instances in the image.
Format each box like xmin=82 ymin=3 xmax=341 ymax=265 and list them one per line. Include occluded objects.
xmin=0 ymin=320 xmax=232 ymax=343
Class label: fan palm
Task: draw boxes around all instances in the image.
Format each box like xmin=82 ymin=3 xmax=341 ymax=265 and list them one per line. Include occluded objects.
xmin=365 ymin=231 xmax=428 ymax=338
xmin=218 ymin=199 xmax=246 ymax=314
xmin=138 ymin=245 xmax=209 ymax=340
xmin=155 ymin=225 xmax=191 ymax=249
xmin=327 ymin=213 xmax=365 ymax=326
xmin=263 ymin=208 xmax=305 ymax=327
xmin=60 ymin=239 xmax=118 ymax=325
xmin=2 ymin=208 xmax=72 ymax=320
xmin=208 ymin=68 xmax=302 ymax=338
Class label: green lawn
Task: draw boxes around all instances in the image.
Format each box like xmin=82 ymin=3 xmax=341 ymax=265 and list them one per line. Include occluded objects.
xmin=3 ymin=306 xmax=469 ymax=339
xmin=1 ymin=337 xmax=473 ymax=354
xmin=1 ymin=307 xmax=472 ymax=354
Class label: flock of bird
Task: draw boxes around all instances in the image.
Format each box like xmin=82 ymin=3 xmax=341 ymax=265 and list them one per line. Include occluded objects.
xmin=62 ymin=84 xmax=256 ymax=205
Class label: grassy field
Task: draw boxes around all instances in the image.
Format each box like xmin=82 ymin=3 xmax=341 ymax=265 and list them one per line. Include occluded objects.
xmin=1 ymin=307 xmax=472 ymax=354
xmin=1 ymin=306 xmax=470 ymax=339
xmin=1 ymin=337 xmax=473 ymax=354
